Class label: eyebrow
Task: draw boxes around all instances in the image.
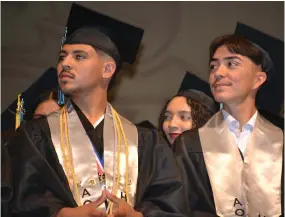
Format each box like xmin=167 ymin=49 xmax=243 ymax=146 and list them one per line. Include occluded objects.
xmin=210 ymin=56 xmax=242 ymax=63
xmin=59 ymin=50 xmax=89 ymax=55
xmin=178 ymin=111 xmax=191 ymax=115
xmin=165 ymin=110 xmax=191 ymax=114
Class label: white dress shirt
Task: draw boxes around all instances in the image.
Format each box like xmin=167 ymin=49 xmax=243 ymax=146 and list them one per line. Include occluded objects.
xmin=222 ymin=110 xmax=258 ymax=157
xmin=93 ymin=115 xmax=105 ymax=128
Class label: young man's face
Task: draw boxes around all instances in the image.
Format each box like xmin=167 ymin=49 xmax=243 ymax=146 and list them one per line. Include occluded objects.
xmin=57 ymin=44 xmax=105 ymax=96
xmin=209 ymin=45 xmax=265 ymax=105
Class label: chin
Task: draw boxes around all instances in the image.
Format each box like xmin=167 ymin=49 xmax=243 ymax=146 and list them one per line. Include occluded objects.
xmin=61 ymin=86 xmax=76 ymax=96
xmin=213 ymin=92 xmax=231 ymax=103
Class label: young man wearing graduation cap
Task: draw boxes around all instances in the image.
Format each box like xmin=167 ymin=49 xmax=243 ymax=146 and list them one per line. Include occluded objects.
xmin=173 ymin=34 xmax=283 ymax=216
xmin=7 ymin=4 xmax=188 ymax=217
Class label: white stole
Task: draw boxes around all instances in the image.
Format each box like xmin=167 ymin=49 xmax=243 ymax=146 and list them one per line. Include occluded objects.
xmin=47 ymin=102 xmax=139 ymax=209
xmin=199 ymin=111 xmax=283 ymax=217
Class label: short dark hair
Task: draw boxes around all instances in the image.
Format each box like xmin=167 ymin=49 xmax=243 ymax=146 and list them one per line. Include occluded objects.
xmin=93 ymin=47 xmax=120 ymax=91
xmin=209 ymin=34 xmax=263 ymax=67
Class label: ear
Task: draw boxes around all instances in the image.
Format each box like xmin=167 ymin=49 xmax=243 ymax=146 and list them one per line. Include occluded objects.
xmin=102 ymin=61 xmax=116 ymax=79
xmin=253 ymin=71 xmax=267 ymax=89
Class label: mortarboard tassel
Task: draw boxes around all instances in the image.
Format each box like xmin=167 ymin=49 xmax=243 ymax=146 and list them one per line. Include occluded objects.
xmin=15 ymin=94 xmax=26 ymax=129
xmin=15 ymin=94 xmax=21 ymax=129
xmin=20 ymin=98 xmax=25 ymax=123
xmin=57 ymin=27 xmax=68 ymax=106
xmin=58 ymin=87 xmax=65 ymax=106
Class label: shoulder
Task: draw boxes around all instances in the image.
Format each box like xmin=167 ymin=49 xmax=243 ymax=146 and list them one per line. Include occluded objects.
xmin=173 ymin=129 xmax=203 ymax=156
xmin=136 ymin=126 xmax=173 ymax=156
xmin=258 ymin=113 xmax=283 ymax=138
xmin=21 ymin=117 xmax=50 ymax=138
xmin=6 ymin=117 xmax=51 ymax=154
xmin=136 ymin=126 xmax=167 ymax=147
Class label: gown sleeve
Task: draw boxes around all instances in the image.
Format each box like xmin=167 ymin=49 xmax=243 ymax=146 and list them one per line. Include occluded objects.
xmin=6 ymin=119 xmax=76 ymax=217
xmin=134 ymin=128 xmax=189 ymax=217
xmin=172 ymin=129 xmax=218 ymax=217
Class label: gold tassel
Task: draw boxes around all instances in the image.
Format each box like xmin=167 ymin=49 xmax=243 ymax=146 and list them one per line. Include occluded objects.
xmin=15 ymin=94 xmax=21 ymax=129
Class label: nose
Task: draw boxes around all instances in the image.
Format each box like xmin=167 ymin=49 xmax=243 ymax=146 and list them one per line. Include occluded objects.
xmin=57 ymin=56 xmax=72 ymax=75
xmin=168 ymin=116 xmax=179 ymax=130
xmin=214 ymin=64 xmax=227 ymax=80
xmin=62 ymin=64 xmax=72 ymax=71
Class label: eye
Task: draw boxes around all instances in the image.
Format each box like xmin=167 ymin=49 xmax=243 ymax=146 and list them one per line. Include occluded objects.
xmin=227 ymin=60 xmax=239 ymax=68
xmin=58 ymin=55 xmax=66 ymax=62
xmin=209 ymin=64 xmax=218 ymax=72
xmin=76 ymin=54 xmax=86 ymax=60
xmin=181 ymin=115 xmax=191 ymax=121
xmin=164 ymin=114 xmax=172 ymax=121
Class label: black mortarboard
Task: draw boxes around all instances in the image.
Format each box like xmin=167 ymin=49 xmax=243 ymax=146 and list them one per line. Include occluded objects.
xmin=178 ymin=72 xmax=219 ymax=114
xmin=136 ymin=120 xmax=157 ymax=130
xmin=235 ymin=22 xmax=284 ymax=116
xmin=1 ymin=67 xmax=58 ymax=132
xmin=63 ymin=3 xmax=144 ymax=70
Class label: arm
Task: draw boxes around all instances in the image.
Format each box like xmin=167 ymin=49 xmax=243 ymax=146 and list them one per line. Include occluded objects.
xmin=134 ymin=129 xmax=189 ymax=217
xmin=172 ymin=130 xmax=218 ymax=217
xmin=7 ymin=121 xmax=73 ymax=217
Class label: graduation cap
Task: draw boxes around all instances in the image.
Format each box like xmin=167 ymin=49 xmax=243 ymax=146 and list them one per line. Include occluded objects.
xmin=63 ymin=3 xmax=144 ymax=69
xmin=136 ymin=120 xmax=157 ymax=130
xmin=1 ymin=67 xmax=58 ymax=132
xmin=178 ymin=72 xmax=219 ymax=114
xmin=235 ymin=22 xmax=284 ymax=117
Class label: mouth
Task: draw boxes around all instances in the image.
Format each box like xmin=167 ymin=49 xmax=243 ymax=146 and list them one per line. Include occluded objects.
xmin=168 ymin=133 xmax=181 ymax=140
xmin=59 ymin=72 xmax=74 ymax=80
xmin=213 ymin=82 xmax=231 ymax=88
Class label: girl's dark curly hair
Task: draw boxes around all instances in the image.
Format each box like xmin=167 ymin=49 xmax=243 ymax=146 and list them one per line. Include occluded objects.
xmin=158 ymin=90 xmax=218 ymax=141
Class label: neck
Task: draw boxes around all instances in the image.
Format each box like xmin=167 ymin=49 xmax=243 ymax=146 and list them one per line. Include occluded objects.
xmin=223 ymin=97 xmax=257 ymax=130
xmin=71 ymin=88 xmax=107 ymax=124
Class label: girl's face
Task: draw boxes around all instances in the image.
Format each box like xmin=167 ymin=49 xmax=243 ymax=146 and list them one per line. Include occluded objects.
xmin=162 ymin=96 xmax=193 ymax=145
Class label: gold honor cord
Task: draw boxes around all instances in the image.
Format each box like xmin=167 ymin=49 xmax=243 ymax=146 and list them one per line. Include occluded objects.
xmin=60 ymin=107 xmax=82 ymax=205
xmin=109 ymin=108 xmax=130 ymax=214
xmin=112 ymin=109 xmax=130 ymax=204
xmin=59 ymin=106 xmax=130 ymax=213
xmin=15 ymin=94 xmax=21 ymax=129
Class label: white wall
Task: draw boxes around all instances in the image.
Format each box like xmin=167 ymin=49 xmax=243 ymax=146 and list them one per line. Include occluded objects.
xmin=1 ymin=1 xmax=284 ymax=126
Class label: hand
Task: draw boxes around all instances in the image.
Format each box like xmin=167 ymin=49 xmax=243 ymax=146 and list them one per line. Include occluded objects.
xmin=57 ymin=191 xmax=108 ymax=217
xmin=105 ymin=190 xmax=143 ymax=217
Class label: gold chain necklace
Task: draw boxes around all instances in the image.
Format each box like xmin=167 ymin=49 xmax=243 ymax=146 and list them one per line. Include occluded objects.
xmin=59 ymin=105 xmax=130 ymax=214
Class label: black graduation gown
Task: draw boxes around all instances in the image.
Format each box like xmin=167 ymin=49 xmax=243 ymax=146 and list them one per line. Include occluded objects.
xmin=1 ymin=142 xmax=13 ymax=217
xmin=173 ymin=129 xmax=284 ymax=217
xmin=7 ymin=111 xmax=188 ymax=217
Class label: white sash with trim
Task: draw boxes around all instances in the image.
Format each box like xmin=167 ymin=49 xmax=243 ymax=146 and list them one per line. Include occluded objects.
xmin=47 ymin=102 xmax=139 ymax=209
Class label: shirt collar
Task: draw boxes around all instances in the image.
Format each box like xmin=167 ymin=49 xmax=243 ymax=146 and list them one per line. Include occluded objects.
xmin=93 ymin=115 xmax=105 ymax=128
xmin=222 ymin=109 xmax=258 ymax=132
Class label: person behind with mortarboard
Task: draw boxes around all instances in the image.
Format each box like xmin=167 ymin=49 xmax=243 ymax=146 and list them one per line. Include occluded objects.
xmin=6 ymin=3 xmax=188 ymax=217
xmin=32 ymin=88 xmax=63 ymax=120
xmin=1 ymin=67 xmax=62 ymax=144
xmin=173 ymin=34 xmax=284 ymax=216
xmin=159 ymin=72 xmax=218 ymax=146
